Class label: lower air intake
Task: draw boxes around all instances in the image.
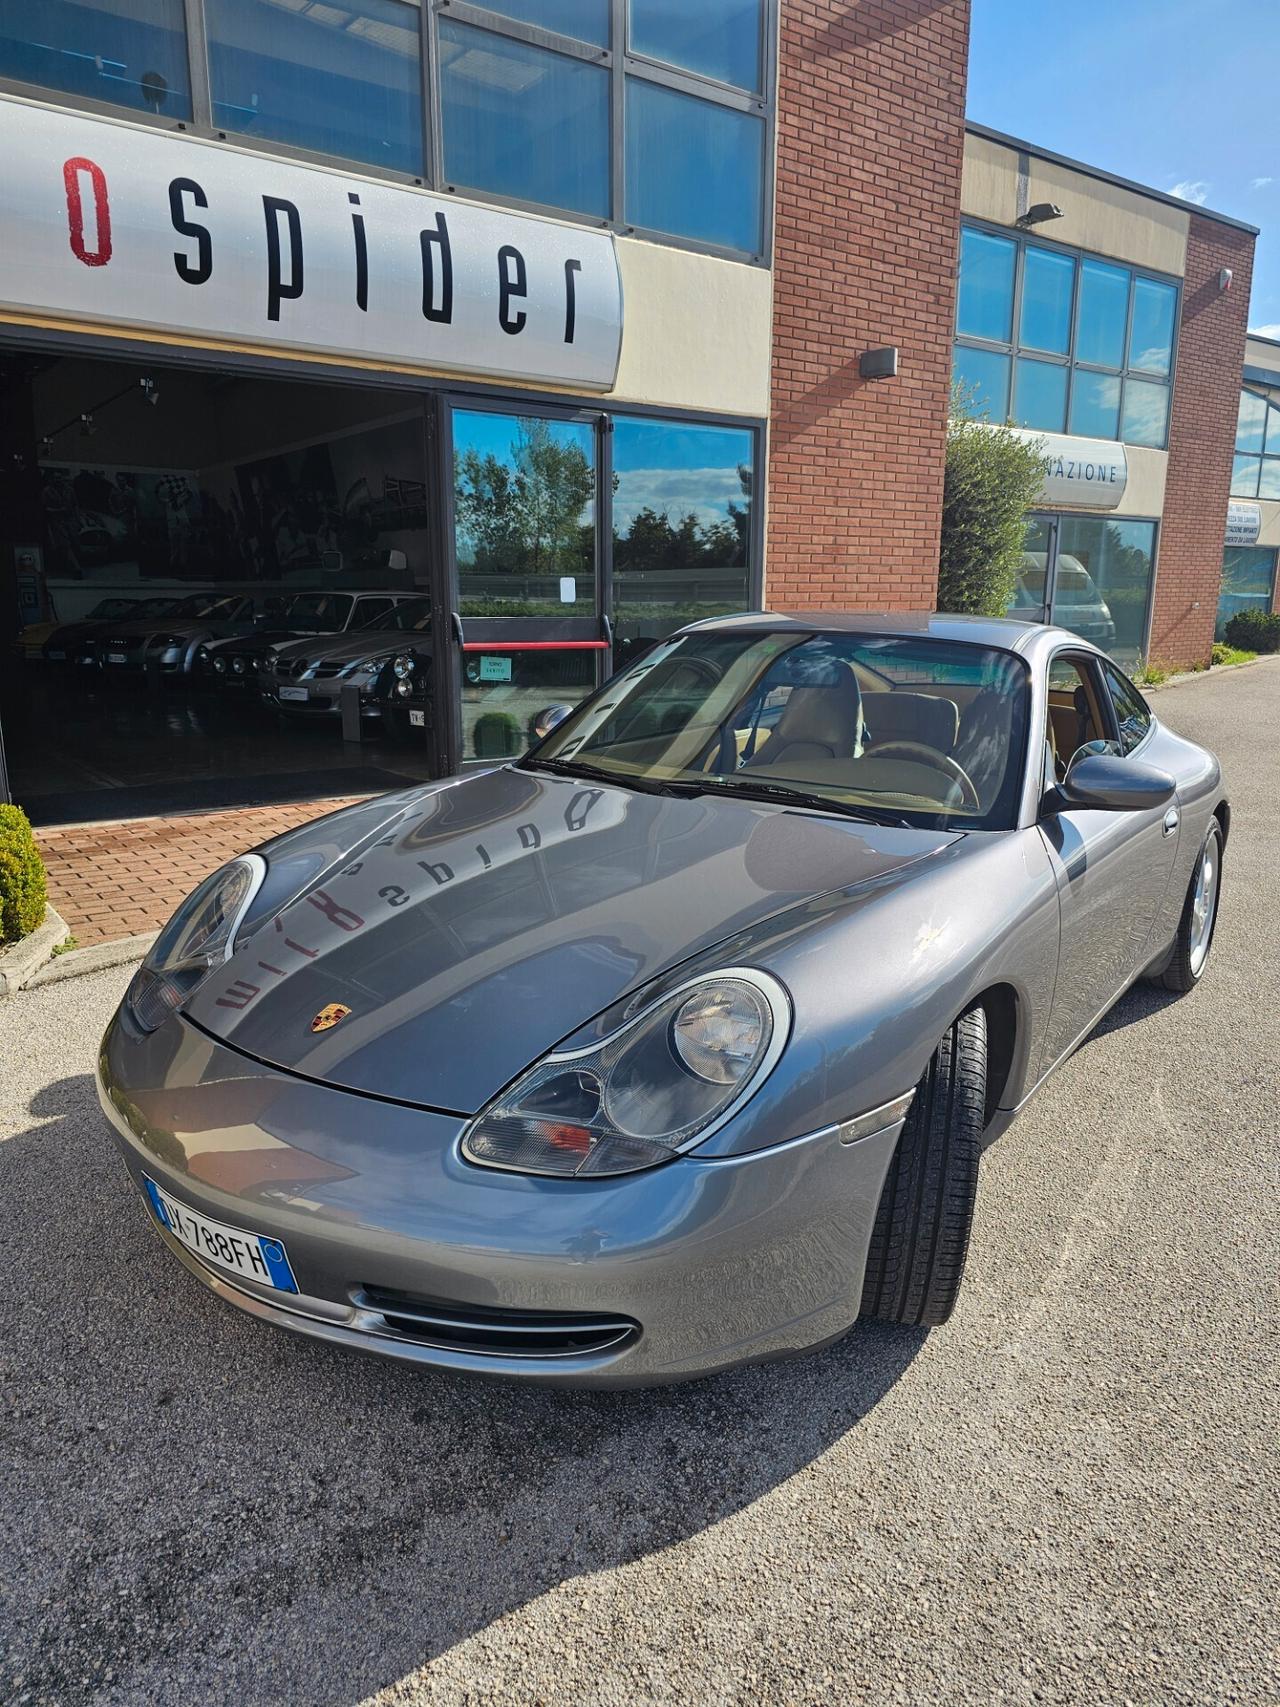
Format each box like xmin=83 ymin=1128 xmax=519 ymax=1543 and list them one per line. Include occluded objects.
xmin=358 ymin=1285 xmax=638 ymax=1359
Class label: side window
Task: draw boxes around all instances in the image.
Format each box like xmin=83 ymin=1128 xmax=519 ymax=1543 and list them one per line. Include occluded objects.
xmin=356 ymin=598 xmax=393 ymax=625
xmin=1103 ymin=665 xmax=1153 ymax=755
xmin=1046 ymin=654 xmax=1111 ymax=778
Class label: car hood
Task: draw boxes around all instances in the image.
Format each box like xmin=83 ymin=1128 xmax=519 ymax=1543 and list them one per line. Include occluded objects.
xmin=186 ymin=766 xmax=960 ymax=1113
xmin=271 ymin=631 xmax=409 ymax=668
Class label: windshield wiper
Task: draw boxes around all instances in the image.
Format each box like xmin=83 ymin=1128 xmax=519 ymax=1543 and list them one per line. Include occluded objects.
xmin=687 ymin=776 xmax=918 ymax=828
xmin=521 ymin=757 xmax=704 ymax=797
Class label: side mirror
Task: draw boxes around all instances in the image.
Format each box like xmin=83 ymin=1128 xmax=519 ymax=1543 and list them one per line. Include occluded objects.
xmin=532 ymin=704 xmax=574 ymax=740
xmin=1058 ymin=751 xmax=1175 ymax=812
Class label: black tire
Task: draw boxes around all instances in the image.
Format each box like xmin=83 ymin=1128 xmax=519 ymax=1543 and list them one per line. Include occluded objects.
xmin=1154 ymin=819 xmax=1223 ymax=994
xmin=860 ymin=1005 xmax=986 ymax=1328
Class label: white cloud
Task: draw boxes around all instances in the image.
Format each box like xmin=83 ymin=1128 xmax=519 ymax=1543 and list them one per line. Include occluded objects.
xmin=613 ymin=466 xmax=747 ymax=534
xmin=1250 ymin=322 xmax=1280 ymax=339
xmin=1251 ymin=176 xmax=1274 ymax=190
xmin=1169 ymin=179 xmax=1210 ymax=205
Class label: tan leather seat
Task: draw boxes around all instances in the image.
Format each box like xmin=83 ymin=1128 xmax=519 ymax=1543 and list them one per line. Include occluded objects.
xmin=746 ymin=670 xmax=864 ymax=766
xmin=863 ymin=691 xmax=959 ymax=754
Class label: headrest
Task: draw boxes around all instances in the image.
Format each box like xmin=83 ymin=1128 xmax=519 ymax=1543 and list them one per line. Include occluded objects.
xmin=770 ymin=669 xmax=864 ymax=757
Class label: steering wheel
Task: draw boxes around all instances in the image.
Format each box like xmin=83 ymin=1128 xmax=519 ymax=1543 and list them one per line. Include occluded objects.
xmin=868 ymin=741 xmax=981 ymax=811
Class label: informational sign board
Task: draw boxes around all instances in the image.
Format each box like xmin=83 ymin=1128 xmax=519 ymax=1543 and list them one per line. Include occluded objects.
xmin=0 ymin=96 xmax=623 ymax=390
xmin=1226 ymin=500 xmax=1262 ymax=548
xmin=1008 ymin=428 xmax=1129 ymax=511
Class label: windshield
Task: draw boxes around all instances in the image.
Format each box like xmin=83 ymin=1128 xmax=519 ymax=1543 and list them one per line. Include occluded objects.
xmin=529 ymin=630 xmax=1031 ymax=830
xmin=364 ymin=597 xmax=431 ymax=632
xmin=170 ymin=595 xmax=246 ymax=620
xmin=281 ymin=593 xmax=352 ymax=631
xmin=136 ymin=597 xmax=178 ymax=617
xmin=89 ymin=598 xmax=137 ymax=619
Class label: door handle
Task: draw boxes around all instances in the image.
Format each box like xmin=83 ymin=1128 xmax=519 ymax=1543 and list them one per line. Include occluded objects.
xmin=1162 ymin=806 xmax=1179 ymax=837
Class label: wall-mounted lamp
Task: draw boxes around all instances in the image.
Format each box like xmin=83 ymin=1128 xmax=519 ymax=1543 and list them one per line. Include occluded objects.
xmin=1016 ymin=202 xmax=1064 ymax=228
xmin=1219 ymin=268 xmax=1234 ymax=293
xmin=859 ymin=345 xmax=899 ymax=380
xmin=140 ymin=376 xmax=160 ymax=406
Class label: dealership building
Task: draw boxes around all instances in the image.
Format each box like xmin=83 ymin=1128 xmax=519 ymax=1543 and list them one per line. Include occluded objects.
xmin=0 ymin=0 xmax=1266 ymax=826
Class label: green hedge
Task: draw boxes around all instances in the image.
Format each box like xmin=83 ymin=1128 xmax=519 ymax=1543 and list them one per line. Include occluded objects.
xmin=0 ymin=804 xmax=48 ymax=946
xmin=1223 ymin=609 xmax=1280 ymax=654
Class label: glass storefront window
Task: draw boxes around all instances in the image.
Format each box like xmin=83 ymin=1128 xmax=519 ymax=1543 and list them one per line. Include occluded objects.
xmin=1052 ymin=516 xmax=1157 ymax=662
xmin=1120 ymin=376 xmax=1171 ymax=449
xmin=625 ymin=79 xmax=764 ymax=253
xmin=439 ymin=19 xmax=609 ymax=216
xmin=207 ymin=0 xmax=422 ymax=175
xmin=1013 ymin=358 xmax=1068 ymax=432
xmin=1232 ymin=453 xmax=1261 ymax=499
xmin=953 ymin=346 xmax=1011 ymax=420
xmin=1068 ymin=371 xmax=1121 ymax=440
xmin=472 ymin=0 xmax=609 ymax=46
xmin=612 ymin=418 xmax=753 ymax=664
xmin=1075 ymin=259 xmax=1130 ymax=369
xmin=629 ymin=0 xmax=762 ymax=92
xmin=956 ymin=229 xmax=1016 ymax=344
xmin=1216 ymin=547 xmax=1277 ymax=639
xmin=1230 ymin=388 xmax=1280 ymax=497
xmin=1127 ymin=278 xmax=1177 ymax=375
xmin=1019 ymin=247 xmax=1074 ymax=355
xmin=1236 ymin=389 xmax=1268 ymax=453
xmin=461 ymin=648 xmax=598 ymax=760
xmin=1259 ymin=460 xmax=1280 ymax=500
xmin=453 ymin=410 xmax=596 ymax=618
xmin=0 ymin=0 xmax=191 ymax=119
xmin=1012 ymin=515 xmax=1053 ymax=616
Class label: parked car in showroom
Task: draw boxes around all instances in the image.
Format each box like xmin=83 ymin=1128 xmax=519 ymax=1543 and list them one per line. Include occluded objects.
xmin=97 ymin=613 xmax=1226 ymax=1388
xmin=80 ymin=593 xmax=261 ymax=677
xmin=21 ymin=595 xmax=176 ymax=662
xmin=373 ymin=642 xmax=585 ymax=747
xmin=196 ymin=589 xmax=416 ymax=691
xmin=259 ymin=594 xmax=432 ymax=720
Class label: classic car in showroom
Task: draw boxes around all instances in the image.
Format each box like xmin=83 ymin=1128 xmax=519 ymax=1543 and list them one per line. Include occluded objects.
xmin=195 ymin=589 xmax=417 ymax=690
xmin=258 ymin=595 xmax=433 ymax=719
xmin=24 ymin=595 xmax=177 ymax=663
xmin=97 ymin=613 xmax=1226 ymax=1387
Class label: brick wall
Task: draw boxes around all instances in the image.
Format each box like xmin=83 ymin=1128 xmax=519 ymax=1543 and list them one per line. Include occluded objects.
xmin=766 ymin=0 xmax=971 ymax=612
xmin=1149 ymin=216 xmax=1256 ymax=666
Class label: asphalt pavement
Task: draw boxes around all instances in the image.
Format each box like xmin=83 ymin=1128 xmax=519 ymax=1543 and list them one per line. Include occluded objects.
xmin=2 ymin=659 xmax=1278 ymax=1707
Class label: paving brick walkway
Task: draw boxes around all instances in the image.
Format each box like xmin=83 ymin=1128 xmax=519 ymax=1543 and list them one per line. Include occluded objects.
xmin=36 ymin=797 xmax=370 ymax=948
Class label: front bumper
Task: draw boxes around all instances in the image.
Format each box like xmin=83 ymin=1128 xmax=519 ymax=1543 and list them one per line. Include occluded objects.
xmin=97 ymin=1009 xmax=904 ymax=1387
xmin=260 ymin=678 xmax=383 ymax=716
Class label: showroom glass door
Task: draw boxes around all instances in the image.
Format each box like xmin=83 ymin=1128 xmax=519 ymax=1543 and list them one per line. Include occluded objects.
xmin=447 ymin=402 xmax=608 ymax=766
xmin=1009 ymin=511 xmax=1157 ymax=663
xmin=1010 ymin=512 xmax=1057 ymax=623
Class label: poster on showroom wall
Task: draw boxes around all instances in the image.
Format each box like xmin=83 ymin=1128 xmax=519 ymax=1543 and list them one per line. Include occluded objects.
xmin=38 ymin=463 xmax=202 ymax=579
xmin=0 ymin=96 xmax=623 ymax=390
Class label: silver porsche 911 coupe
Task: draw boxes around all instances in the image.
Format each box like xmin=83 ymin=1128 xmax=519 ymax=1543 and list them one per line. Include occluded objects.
xmin=97 ymin=614 xmax=1227 ymax=1386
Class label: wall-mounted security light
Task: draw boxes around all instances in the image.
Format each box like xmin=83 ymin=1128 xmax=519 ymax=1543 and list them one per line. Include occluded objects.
xmin=1016 ymin=202 xmax=1064 ymax=228
xmin=1219 ymin=268 xmax=1234 ymax=293
xmin=859 ymin=346 xmax=899 ymax=380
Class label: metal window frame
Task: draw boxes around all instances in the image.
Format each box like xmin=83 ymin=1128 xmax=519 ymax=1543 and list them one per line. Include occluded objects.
xmin=0 ymin=0 xmax=775 ymax=262
xmin=954 ymin=218 xmax=1181 ymax=450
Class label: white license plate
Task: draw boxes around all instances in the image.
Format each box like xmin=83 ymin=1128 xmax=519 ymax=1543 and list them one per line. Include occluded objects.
xmin=409 ymin=709 xmax=425 ymax=727
xmin=47 ymin=648 xmax=66 ymax=660
xmin=143 ymin=1176 xmax=298 ymax=1292
xmin=278 ymin=685 xmax=309 ymax=703
xmin=107 ymin=652 xmax=128 ymax=664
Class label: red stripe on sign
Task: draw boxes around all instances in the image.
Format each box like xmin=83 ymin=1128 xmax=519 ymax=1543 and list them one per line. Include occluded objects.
xmin=64 ymin=156 xmax=112 ymax=267
xmin=460 ymin=641 xmax=610 ymax=652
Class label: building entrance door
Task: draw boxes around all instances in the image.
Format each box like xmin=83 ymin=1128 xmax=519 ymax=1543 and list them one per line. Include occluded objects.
xmin=445 ymin=402 xmax=610 ymax=767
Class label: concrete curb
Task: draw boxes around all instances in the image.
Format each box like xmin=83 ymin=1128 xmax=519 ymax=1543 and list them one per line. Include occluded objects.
xmin=23 ymin=930 xmax=158 ymax=990
xmin=1144 ymin=653 xmax=1279 ymax=693
xmin=0 ymin=906 xmax=70 ymax=996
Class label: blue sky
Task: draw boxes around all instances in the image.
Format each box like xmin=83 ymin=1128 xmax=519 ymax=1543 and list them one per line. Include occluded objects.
xmin=968 ymin=0 xmax=1280 ymax=336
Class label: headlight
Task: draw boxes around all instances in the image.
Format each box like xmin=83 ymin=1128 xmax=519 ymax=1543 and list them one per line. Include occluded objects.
xmin=461 ymin=969 xmax=790 ymax=1178
xmin=124 ymin=855 xmax=265 ymax=1033
xmin=341 ymin=656 xmax=383 ymax=678
xmin=232 ymin=655 xmax=247 ymax=675
xmin=392 ymin=654 xmax=414 ymax=679
xmin=212 ymin=654 xmax=227 ymax=673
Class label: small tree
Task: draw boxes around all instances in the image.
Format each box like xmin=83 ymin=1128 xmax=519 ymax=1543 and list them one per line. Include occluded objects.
xmin=939 ymin=388 xmax=1046 ymax=616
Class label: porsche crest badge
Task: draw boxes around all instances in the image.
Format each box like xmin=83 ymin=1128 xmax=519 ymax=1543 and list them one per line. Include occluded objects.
xmin=310 ymin=1003 xmax=352 ymax=1034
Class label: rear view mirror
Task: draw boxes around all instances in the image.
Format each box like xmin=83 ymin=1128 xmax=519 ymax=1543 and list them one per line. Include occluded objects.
xmin=1058 ymin=752 xmax=1175 ymax=812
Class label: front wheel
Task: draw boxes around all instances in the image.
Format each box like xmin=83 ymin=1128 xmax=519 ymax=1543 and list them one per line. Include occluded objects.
xmin=860 ymin=1005 xmax=986 ymax=1328
xmin=1154 ymin=819 xmax=1223 ymax=993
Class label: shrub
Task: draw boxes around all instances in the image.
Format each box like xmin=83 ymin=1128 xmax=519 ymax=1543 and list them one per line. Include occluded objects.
xmin=1223 ymin=608 xmax=1280 ymax=654
xmin=472 ymin=712 xmax=523 ymax=758
xmin=0 ymin=804 xmax=48 ymax=946
xmin=1211 ymin=642 xmax=1256 ymax=667
xmin=938 ymin=388 xmax=1048 ymax=617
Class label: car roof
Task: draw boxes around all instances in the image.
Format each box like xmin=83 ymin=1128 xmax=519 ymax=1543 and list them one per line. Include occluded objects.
xmin=678 ymin=609 xmax=1103 ymax=659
